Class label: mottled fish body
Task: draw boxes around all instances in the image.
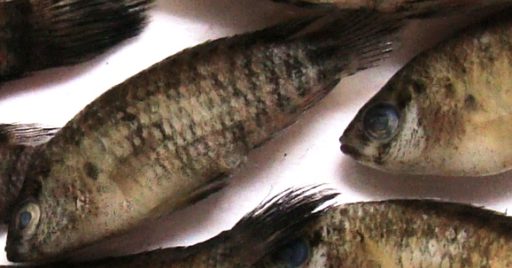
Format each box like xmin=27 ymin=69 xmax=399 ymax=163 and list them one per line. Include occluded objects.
xmin=340 ymin=10 xmax=512 ymax=176
xmin=257 ymin=198 xmax=512 ymax=267
xmin=0 ymin=0 xmax=152 ymax=83
xmin=274 ymin=0 xmax=512 ymax=17
xmin=6 ymin=11 xmax=402 ymax=262
xmin=0 ymin=124 xmax=57 ymax=222
xmin=6 ymin=189 xmax=512 ymax=267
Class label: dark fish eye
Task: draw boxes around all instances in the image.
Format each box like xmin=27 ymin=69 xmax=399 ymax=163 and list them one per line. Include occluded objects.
xmin=15 ymin=202 xmax=41 ymax=237
xmin=18 ymin=211 xmax=32 ymax=229
xmin=276 ymin=238 xmax=310 ymax=267
xmin=363 ymin=103 xmax=400 ymax=141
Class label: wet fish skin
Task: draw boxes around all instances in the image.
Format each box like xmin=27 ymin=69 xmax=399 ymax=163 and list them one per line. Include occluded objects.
xmin=6 ymin=189 xmax=512 ymax=267
xmin=0 ymin=0 xmax=153 ymax=83
xmin=273 ymin=0 xmax=512 ymax=17
xmin=6 ymin=11 xmax=402 ymax=262
xmin=257 ymin=199 xmax=512 ymax=267
xmin=340 ymin=10 xmax=512 ymax=176
xmin=0 ymin=124 xmax=58 ymax=222
xmin=0 ymin=187 xmax=338 ymax=268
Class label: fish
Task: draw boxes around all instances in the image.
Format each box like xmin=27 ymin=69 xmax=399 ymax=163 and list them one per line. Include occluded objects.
xmin=340 ymin=10 xmax=512 ymax=176
xmin=6 ymin=188 xmax=512 ymax=267
xmin=0 ymin=124 xmax=58 ymax=222
xmin=5 ymin=10 xmax=403 ymax=262
xmin=258 ymin=196 xmax=512 ymax=267
xmin=0 ymin=0 xmax=153 ymax=84
xmin=0 ymin=187 xmax=338 ymax=268
xmin=273 ymin=0 xmax=512 ymax=18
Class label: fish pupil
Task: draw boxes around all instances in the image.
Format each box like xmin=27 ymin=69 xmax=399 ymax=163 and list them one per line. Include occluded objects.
xmin=363 ymin=103 xmax=399 ymax=141
xmin=277 ymin=238 xmax=310 ymax=267
xmin=19 ymin=211 xmax=32 ymax=229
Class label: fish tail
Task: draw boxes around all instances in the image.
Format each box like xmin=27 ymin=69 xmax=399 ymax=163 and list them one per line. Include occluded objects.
xmin=0 ymin=123 xmax=59 ymax=146
xmin=225 ymin=186 xmax=338 ymax=265
xmin=296 ymin=10 xmax=403 ymax=78
xmin=0 ymin=0 xmax=153 ymax=81
xmin=0 ymin=124 xmax=57 ymax=222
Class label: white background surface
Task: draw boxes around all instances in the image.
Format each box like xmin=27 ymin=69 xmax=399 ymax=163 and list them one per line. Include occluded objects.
xmin=0 ymin=0 xmax=510 ymax=264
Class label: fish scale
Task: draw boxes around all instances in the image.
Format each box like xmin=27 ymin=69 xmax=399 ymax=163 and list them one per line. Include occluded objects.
xmin=6 ymin=10 xmax=402 ymax=262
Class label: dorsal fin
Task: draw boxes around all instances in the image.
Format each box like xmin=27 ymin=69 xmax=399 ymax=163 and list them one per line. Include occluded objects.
xmin=0 ymin=123 xmax=59 ymax=146
xmin=225 ymin=186 xmax=338 ymax=264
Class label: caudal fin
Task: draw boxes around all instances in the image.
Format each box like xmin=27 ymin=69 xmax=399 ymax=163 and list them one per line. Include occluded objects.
xmin=0 ymin=0 xmax=153 ymax=82
xmin=0 ymin=123 xmax=59 ymax=146
xmin=225 ymin=186 xmax=338 ymax=265
xmin=292 ymin=10 xmax=404 ymax=79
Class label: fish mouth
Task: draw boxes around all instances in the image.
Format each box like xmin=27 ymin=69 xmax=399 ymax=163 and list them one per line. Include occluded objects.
xmin=339 ymin=143 xmax=362 ymax=159
xmin=6 ymin=234 xmax=38 ymax=262
xmin=339 ymin=134 xmax=361 ymax=159
xmin=5 ymin=243 xmax=23 ymax=262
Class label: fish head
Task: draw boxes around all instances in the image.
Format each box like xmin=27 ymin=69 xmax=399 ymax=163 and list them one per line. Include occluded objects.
xmin=340 ymin=78 xmax=428 ymax=173
xmin=258 ymin=206 xmax=368 ymax=267
xmin=6 ymin=152 xmax=97 ymax=262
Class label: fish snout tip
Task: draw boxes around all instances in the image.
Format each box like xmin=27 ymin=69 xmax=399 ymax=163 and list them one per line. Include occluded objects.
xmin=5 ymin=243 xmax=21 ymax=262
xmin=5 ymin=234 xmax=34 ymax=263
xmin=339 ymin=143 xmax=361 ymax=159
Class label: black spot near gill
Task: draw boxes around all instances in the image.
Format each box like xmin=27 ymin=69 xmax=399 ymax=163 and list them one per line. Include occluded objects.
xmin=411 ymin=80 xmax=426 ymax=95
xmin=396 ymin=90 xmax=412 ymax=110
xmin=84 ymin=162 xmax=99 ymax=181
xmin=464 ymin=94 xmax=478 ymax=110
xmin=444 ymin=82 xmax=456 ymax=98
xmin=121 ymin=112 xmax=137 ymax=122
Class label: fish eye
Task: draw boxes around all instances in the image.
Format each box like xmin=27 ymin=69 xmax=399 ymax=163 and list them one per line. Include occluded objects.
xmin=363 ymin=103 xmax=400 ymax=141
xmin=276 ymin=238 xmax=310 ymax=267
xmin=15 ymin=202 xmax=40 ymax=237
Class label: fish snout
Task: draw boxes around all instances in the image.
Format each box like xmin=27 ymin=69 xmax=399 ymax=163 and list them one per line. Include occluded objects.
xmin=5 ymin=240 xmax=23 ymax=262
xmin=339 ymin=143 xmax=362 ymax=159
xmin=5 ymin=232 xmax=37 ymax=262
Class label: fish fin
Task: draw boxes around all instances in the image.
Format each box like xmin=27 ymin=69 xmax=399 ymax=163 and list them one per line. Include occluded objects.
xmin=291 ymin=10 xmax=404 ymax=78
xmin=224 ymin=186 xmax=338 ymax=265
xmin=0 ymin=123 xmax=59 ymax=146
xmin=185 ymin=173 xmax=230 ymax=206
xmin=148 ymin=173 xmax=230 ymax=218
xmin=63 ymin=186 xmax=337 ymax=266
xmin=0 ymin=0 xmax=153 ymax=80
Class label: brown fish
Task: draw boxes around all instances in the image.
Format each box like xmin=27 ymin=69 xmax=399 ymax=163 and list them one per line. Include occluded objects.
xmin=273 ymin=0 xmax=512 ymax=17
xmin=6 ymin=188 xmax=512 ymax=267
xmin=340 ymin=10 xmax=512 ymax=176
xmin=0 ymin=0 xmax=153 ymax=83
xmin=0 ymin=124 xmax=57 ymax=222
xmin=6 ymin=10 xmax=403 ymax=262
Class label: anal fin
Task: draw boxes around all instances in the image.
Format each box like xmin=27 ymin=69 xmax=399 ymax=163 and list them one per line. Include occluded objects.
xmin=185 ymin=173 xmax=230 ymax=206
